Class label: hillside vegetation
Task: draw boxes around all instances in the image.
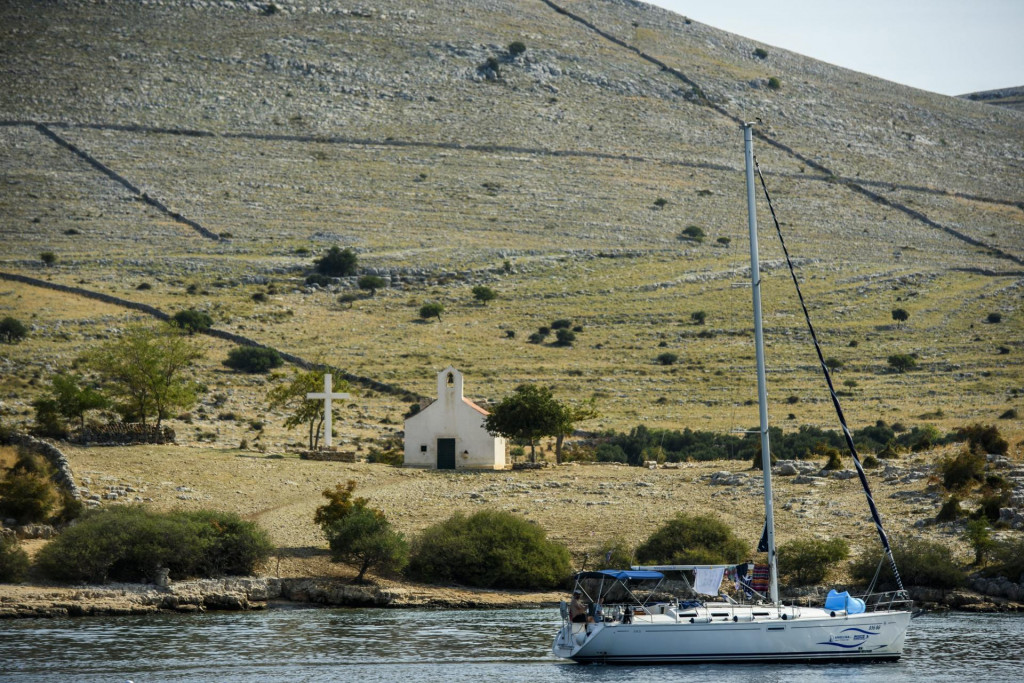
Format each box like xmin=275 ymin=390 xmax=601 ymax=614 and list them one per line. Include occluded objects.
xmin=0 ymin=0 xmax=1020 ymax=455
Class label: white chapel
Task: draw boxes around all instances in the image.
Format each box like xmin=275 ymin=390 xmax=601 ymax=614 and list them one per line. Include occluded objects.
xmin=403 ymin=366 xmax=507 ymax=470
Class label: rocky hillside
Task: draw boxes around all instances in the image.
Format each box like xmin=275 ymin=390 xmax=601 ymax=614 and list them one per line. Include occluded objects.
xmin=0 ymin=0 xmax=1021 ymax=448
xmin=960 ymin=86 xmax=1024 ymax=112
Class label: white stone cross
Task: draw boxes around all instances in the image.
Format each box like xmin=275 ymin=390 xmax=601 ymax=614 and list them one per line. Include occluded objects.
xmin=306 ymin=373 xmax=349 ymax=449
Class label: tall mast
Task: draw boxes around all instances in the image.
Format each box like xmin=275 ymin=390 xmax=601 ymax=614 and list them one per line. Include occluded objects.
xmin=744 ymin=123 xmax=779 ymax=605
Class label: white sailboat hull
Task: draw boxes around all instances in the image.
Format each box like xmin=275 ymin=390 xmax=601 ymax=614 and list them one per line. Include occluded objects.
xmin=553 ymin=606 xmax=911 ymax=664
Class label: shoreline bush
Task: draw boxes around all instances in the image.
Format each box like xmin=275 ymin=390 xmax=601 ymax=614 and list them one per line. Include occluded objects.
xmin=406 ymin=509 xmax=570 ymax=590
xmin=35 ymin=507 xmax=272 ymax=583
xmin=850 ymin=538 xmax=964 ymax=590
xmin=636 ymin=514 xmax=747 ymax=566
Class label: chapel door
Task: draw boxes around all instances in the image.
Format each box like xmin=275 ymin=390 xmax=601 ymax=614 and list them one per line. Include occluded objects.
xmin=437 ymin=438 xmax=456 ymax=470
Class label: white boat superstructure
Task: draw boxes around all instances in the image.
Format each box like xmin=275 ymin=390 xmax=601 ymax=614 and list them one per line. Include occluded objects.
xmin=553 ymin=572 xmax=911 ymax=664
xmin=552 ymin=124 xmax=913 ymax=664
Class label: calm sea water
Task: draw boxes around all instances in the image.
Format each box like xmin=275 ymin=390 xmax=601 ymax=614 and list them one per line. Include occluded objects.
xmin=1 ymin=607 xmax=1020 ymax=682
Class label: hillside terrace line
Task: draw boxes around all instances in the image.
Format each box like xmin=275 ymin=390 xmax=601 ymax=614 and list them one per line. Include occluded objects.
xmin=0 ymin=116 xmax=1020 ymax=265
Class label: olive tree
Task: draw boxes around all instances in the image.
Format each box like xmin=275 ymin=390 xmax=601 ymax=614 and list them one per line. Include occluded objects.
xmin=268 ymin=369 xmax=348 ymax=450
xmin=88 ymin=325 xmax=202 ymax=428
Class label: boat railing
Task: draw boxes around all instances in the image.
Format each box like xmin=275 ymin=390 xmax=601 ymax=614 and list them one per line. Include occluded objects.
xmin=858 ymin=590 xmax=913 ymax=613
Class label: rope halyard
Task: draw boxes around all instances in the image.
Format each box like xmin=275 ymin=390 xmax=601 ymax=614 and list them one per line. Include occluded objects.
xmin=752 ymin=157 xmax=906 ymax=593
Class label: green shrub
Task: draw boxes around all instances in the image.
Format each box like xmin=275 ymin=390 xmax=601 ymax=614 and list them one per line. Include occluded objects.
xmin=753 ymin=48 xmax=768 ymax=59
xmin=965 ymin=519 xmax=995 ymax=565
xmin=988 ymin=538 xmax=1024 ymax=581
xmin=938 ymin=449 xmax=986 ymax=491
xmin=986 ymin=312 xmax=1002 ymax=324
xmin=554 ymin=329 xmax=576 ymax=346
xmin=223 ymin=346 xmax=283 ymax=373
xmin=653 ymin=197 xmax=667 ymax=208
xmin=419 ymin=302 xmax=444 ymax=321
xmin=778 ymin=537 xmax=849 ymax=586
xmin=716 ymin=237 xmax=731 ymax=247
xmin=171 ymin=309 xmax=213 ymax=333
xmin=887 ymin=354 xmax=917 ymax=373
xmin=936 ymin=495 xmax=963 ymax=522
xmin=0 ymin=453 xmax=58 ymax=524
xmin=656 ymin=352 xmax=678 ymax=366
xmin=767 ymin=77 xmax=781 ymax=90
xmin=508 ymin=41 xmax=526 ymax=56
xmin=862 ymin=455 xmax=880 ymax=468
xmin=635 ymin=514 xmax=748 ymax=565
xmin=315 ymin=246 xmax=358 ymax=276
xmin=850 ymin=538 xmax=964 ymax=590
xmin=35 ymin=507 xmax=272 ymax=583
xmin=819 ymin=445 xmax=843 ymax=471
xmin=953 ymin=423 xmax=1008 ymax=456
xmin=678 ymin=225 xmax=705 ymax=242
xmin=0 ymin=316 xmax=28 ymax=344
xmin=974 ymin=491 xmax=1010 ymax=523
xmin=358 ymin=275 xmax=386 ymax=295
xmin=0 ymin=536 xmax=30 ymax=583
xmin=595 ymin=443 xmax=628 ymax=463
xmin=305 ymin=273 xmax=332 ymax=287
xmin=691 ymin=310 xmax=707 ymax=325
xmin=551 ymin=319 xmax=572 ymax=330
xmin=472 ymin=285 xmax=496 ymax=303
xmin=406 ymin=509 xmax=571 ymax=590
xmin=325 ymin=506 xmax=408 ymax=582
xmin=40 ymin=251 xmax=56 ymax=266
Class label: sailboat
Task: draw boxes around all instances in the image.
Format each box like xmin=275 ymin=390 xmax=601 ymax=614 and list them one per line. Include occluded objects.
xmin=552 ymin=124 xmax=913 ymax=664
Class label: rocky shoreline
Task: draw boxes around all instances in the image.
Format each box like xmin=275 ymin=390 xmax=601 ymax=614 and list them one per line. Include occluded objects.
xmin=0 ymin=577 xmax=565 ymax=619
xmin=2 ymin=577 xmax=1021 ymax=619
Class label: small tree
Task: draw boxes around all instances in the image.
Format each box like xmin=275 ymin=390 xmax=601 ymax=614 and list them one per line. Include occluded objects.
xmin=268 ymin=369 xmax=346 ymax=450
xmin=357 ymin=275 xmax=386 ymax=296
xmin=89 ymin=325 xmax=202 ymax=428
xmin=325 ymin=506 xmax=408 ymax=582
xmin=223 ymin=346 xmax=283 ymax=373
xmin=656 ymin=352 xmax=678 ymax=366
xmin=965 ymin=519 xmax=995 ymax=566
xmin=887 ymin=353 xmax=916 ymax=373
xmin=824 ymin=358 xmax=844 ymax=372
xmin=554 ymin=328 xmax=576 ymax=347
xmin=40 ymin=251 xmax=56 ymax=266
xmin=472 ymin=285 xmax=496 ymax=303
xmin=315 ymin=480 xmax=406 ymax=582
xmin=484 ymin=384 xmax=564 ymax=462
xmin=691 ymin=311 xmax=707 ymax=325
xmin=553 ymin=398 xmax=598 ymax=464
xmin=171 ymin=309 xmax=213 ymax=334
xmin=315 ymin=246 xmax=358 ymax=276
xmin=419 ymin=302 xmax=444 ymax=322
xmin=891 ymin=308 xmax=909 ymax=328
xmin=0 ymin=317 xmax=28 ymax=343
xmin=48 ymin=373 xmax=109 ymax=432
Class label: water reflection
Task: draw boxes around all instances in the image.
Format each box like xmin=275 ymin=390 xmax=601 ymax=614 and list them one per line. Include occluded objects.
xmin=2 ymin=608 xmax=1018 ymax=682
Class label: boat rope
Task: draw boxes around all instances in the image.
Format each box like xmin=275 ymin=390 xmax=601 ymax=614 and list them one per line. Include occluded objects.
xmin=752 ymin=157 xmax=906 ymax=594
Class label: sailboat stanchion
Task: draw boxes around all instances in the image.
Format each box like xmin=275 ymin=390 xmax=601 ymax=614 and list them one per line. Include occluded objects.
xmin=744 ymin=123 xmax=779 ymax=606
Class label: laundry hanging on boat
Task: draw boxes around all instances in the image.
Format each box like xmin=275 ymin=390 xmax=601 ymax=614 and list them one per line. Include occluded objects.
xmin=750 ymin=564 xmax=770 ymax=595
xmin=693 ymin=566 xmax=726 ymax=596
xmin=734 ymin=563 xmax=751 ymax=595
